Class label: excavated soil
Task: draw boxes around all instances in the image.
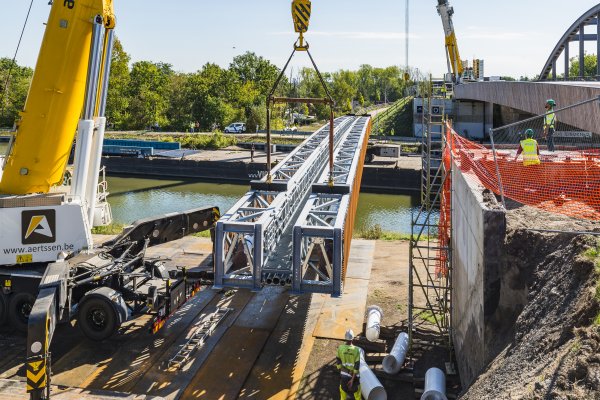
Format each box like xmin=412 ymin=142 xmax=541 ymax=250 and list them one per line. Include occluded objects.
xmin=461 ymin=203 xmax=600 ymax=400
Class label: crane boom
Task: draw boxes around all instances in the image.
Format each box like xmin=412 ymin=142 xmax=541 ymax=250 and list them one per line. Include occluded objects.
xmin=436 ymin=0 xmax=463 ymax=82
xmin=0 ymin=0 xmax=115 ymax=195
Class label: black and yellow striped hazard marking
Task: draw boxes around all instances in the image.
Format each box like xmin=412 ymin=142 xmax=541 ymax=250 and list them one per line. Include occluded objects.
xmin=292 ymin=0 xmax=311 ymax=33
xmin=26 ymin=358 xmax=47 ymax=392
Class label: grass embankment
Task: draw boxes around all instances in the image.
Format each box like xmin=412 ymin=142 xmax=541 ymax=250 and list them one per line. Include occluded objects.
xmin=372 ymin=97 xmax=414 ymax=136
xmin=582 ymin=240 xmax=600 ymax=325
xmin=354 ymin=224 xmax=411 ymax=241
xmin=104 ymin=132 xmax=309 ymax=149
xmin=91 ymin=223 xmax=126 ymax=235
xmin=92 ymin=223 xmax=214 ymax=239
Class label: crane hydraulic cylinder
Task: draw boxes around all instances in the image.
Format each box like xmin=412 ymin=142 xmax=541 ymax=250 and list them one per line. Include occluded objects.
xmin=0 ymin=0 xmax=115 ymax=195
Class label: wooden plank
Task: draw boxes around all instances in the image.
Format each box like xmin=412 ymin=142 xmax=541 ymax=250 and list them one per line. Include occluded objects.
xmin=76 ymin=288 xmax=218 ymax=392
xmin=181 ymin=287 xmax=289 ymax=399
xmin=238 ymin=294 xmax=314 ymax=400
xmin=131 ymin=289 xmax=255 ymax=399
xmin=312 ymin=241 xmax=375 ymax=340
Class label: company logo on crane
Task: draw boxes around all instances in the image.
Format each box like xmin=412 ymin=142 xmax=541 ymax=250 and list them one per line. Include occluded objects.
xmin=22 ymin=210 xmax=56 ymax=245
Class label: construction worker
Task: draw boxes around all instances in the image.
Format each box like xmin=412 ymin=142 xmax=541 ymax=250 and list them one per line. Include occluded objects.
xmin=336 ymin=329 xmax=361 ymax=400
xmin=514 ymin=129 xmax=540 ymax=166
xmin=543 ymin=99 xmax=557 ymax=152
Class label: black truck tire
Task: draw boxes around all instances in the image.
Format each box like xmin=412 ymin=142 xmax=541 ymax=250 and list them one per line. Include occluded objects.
xmin=78 ymin=296 xmax=119 ymax=341
xmin=365 ymin=152 xmax=375 ymax=163
xmin=0 ymin=293 xmax=7 ymax=325
xmin=8 ymin=292 xmax=35 ymax=333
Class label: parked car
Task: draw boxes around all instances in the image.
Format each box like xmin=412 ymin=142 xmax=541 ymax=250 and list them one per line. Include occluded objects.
xmin=224 ymin=122 xmax=246 ymax=133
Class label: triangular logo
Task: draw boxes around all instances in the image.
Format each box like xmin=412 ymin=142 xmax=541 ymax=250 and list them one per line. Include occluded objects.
xmin=25 ymin=216 xmax=53 ymax=239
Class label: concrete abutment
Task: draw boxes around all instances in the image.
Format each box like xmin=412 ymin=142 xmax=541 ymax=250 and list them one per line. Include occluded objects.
xmin=451 ymin=165 xmax=527 ymax=388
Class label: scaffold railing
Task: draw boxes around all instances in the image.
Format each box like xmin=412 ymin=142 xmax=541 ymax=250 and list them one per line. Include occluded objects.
xmin=409 ymin=87 xmax=453 ymax=353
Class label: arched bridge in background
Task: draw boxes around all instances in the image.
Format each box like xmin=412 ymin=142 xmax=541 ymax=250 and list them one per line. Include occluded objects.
xmin=539 ymin=4 xmax=600 ymax=81
xmin=455 ymin=4 xmax=600 ymax=135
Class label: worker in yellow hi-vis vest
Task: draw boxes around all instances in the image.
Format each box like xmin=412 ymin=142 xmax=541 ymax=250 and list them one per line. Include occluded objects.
xmin=543 ymin=99 xmax=557 ymax=152
xmin=336 ymin=329 xmax=361 ymax=400
xmin=514 ymin=129 xmax=540 ymax=166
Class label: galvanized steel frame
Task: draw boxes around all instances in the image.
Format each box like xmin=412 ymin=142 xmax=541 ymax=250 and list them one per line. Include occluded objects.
xmin=409 ymin=85 xmax=454 ymax=355
xmin=292 ymin=116 xmax=371 ymax=296
xmin=213 ymin=116 xmax=356 ymax=290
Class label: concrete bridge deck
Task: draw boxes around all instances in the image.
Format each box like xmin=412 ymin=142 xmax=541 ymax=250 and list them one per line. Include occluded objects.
xmin=454 ymin=81 xmax=600 ymax=134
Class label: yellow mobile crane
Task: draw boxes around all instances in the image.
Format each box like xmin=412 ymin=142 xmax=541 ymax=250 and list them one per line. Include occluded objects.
xmin=0 ymin=2 xmax=218 ymax=399
xmin=436 ymin=0 xmax=464 ymax=83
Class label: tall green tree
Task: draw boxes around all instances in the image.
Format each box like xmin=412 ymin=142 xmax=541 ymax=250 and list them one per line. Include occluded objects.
xmin=105 ymin=38 xmax=130 ymax=129
xmin=229 ymin=52 xmax=281 ymax=98
xmin=569 ymin=52 xmax=597 ymax=77
xmin=0 ymin=58 xmax=33 ymax=128
xmin=126 ymin=61 xmax=173 ymax=129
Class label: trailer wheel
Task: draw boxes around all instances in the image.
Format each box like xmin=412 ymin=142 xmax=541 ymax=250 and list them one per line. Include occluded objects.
xmin=8 ymin=293 xmax=35 ymax=332
xmin=78 ymin=296 xmax=118 ymax=341
xmin=365 ymin=153 xmax=375 ymax=163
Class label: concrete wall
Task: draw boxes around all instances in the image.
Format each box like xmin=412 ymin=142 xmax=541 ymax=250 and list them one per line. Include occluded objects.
xmin=454 ymin=81 xmax=600 ymax=134
xmin=451 ymin=166 xmax=507 ymax=387
xmin=101 ymin=156 xmax=420 ymax=193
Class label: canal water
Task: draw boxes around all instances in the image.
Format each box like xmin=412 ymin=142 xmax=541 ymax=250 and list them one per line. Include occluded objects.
xmin=0 ymin=140 xmax=435 ymax=234
xmin=106 ymin=176 xmax=432 ymax=234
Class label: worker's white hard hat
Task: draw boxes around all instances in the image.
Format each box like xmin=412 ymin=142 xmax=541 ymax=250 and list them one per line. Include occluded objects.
xmin=345 ymin=329 xmax=355 ymax=341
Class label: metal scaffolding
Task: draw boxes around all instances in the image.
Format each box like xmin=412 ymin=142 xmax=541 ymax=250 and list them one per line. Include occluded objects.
xmin=409 ymin=82 xmax=453 ymax=354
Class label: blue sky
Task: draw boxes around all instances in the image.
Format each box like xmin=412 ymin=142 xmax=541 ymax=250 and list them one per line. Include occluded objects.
xmin=1 ymin=1 xmax=599 ymax=78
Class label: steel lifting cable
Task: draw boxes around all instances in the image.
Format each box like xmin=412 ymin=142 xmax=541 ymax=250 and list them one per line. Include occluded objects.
xmin=0 ymin=0 xmax=35 ymax=124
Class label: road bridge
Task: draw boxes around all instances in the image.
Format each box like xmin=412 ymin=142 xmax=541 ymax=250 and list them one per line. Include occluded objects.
xmin=453 ymin=4 xmax=600 ymax=135
xmin=454 ymin=81 xmax=600 ymax=134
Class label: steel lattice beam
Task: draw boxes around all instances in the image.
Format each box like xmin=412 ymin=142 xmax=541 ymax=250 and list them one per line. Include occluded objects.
xmin=292 ymin=116 xmax=371 ymax=296
xmin=214 ymin=116 xmax=360 ymax=290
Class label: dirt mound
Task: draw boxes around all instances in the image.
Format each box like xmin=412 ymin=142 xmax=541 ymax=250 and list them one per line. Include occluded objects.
xmin=460 ymin=205 xmax=600 ymax=399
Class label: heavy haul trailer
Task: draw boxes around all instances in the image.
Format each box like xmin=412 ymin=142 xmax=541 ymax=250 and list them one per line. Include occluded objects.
xmin=0 ymin=207 xmax=219 ymax=397
xmin=0 ymin=1 xmax=221 ymax=399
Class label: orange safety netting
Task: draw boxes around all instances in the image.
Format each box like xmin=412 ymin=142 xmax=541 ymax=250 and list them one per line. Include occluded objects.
xmin=449 ymin=126 xmax=600 ymax=221
xmin=436 ymin=125 xmax=453 ymax=277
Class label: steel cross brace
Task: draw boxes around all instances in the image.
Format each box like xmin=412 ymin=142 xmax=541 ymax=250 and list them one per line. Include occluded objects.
xmin=292 ymin=116 xmax=371 ymax=296
xmin=214 ymin=116 xmax=359 ymax=291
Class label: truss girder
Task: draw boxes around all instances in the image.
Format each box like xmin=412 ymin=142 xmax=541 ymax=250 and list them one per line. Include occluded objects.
xmin=214 ymin=116 xmax=363 ymax=290
xmin=292 ymin=116 xmax=371 ymax=296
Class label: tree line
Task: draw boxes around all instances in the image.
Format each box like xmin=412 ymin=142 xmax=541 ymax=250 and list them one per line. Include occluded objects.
xmin=1 ymin=38 xmax=415 ymax=132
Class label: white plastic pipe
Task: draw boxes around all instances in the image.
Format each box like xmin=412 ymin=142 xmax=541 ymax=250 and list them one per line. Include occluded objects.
xmin=421 ymin=367 xmax=448 ymax=400
xmin=359 ymin=348 xmax=387 ymax=400
xmin=382 ymin=332 xmax=409 ymax=374
xmin=366 ymin=305 xmax=383 ymax=342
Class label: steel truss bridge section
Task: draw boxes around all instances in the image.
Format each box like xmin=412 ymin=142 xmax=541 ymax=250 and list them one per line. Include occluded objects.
xmin=213 ymin=116 xmax=359 ymax=291
xmin=292 ymin=116 xmax=371 ymax=296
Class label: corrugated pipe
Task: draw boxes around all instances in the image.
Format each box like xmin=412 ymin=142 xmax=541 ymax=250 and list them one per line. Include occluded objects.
xmin=421 ymin=367 xmax=447 ymax=400
xmin=366 ymin=305 xmax=383 ymax=342
xmin=359 ymin=348 xmax=387 ymax=400
xmin=382 ymin=332 xmax=409 ymax=374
